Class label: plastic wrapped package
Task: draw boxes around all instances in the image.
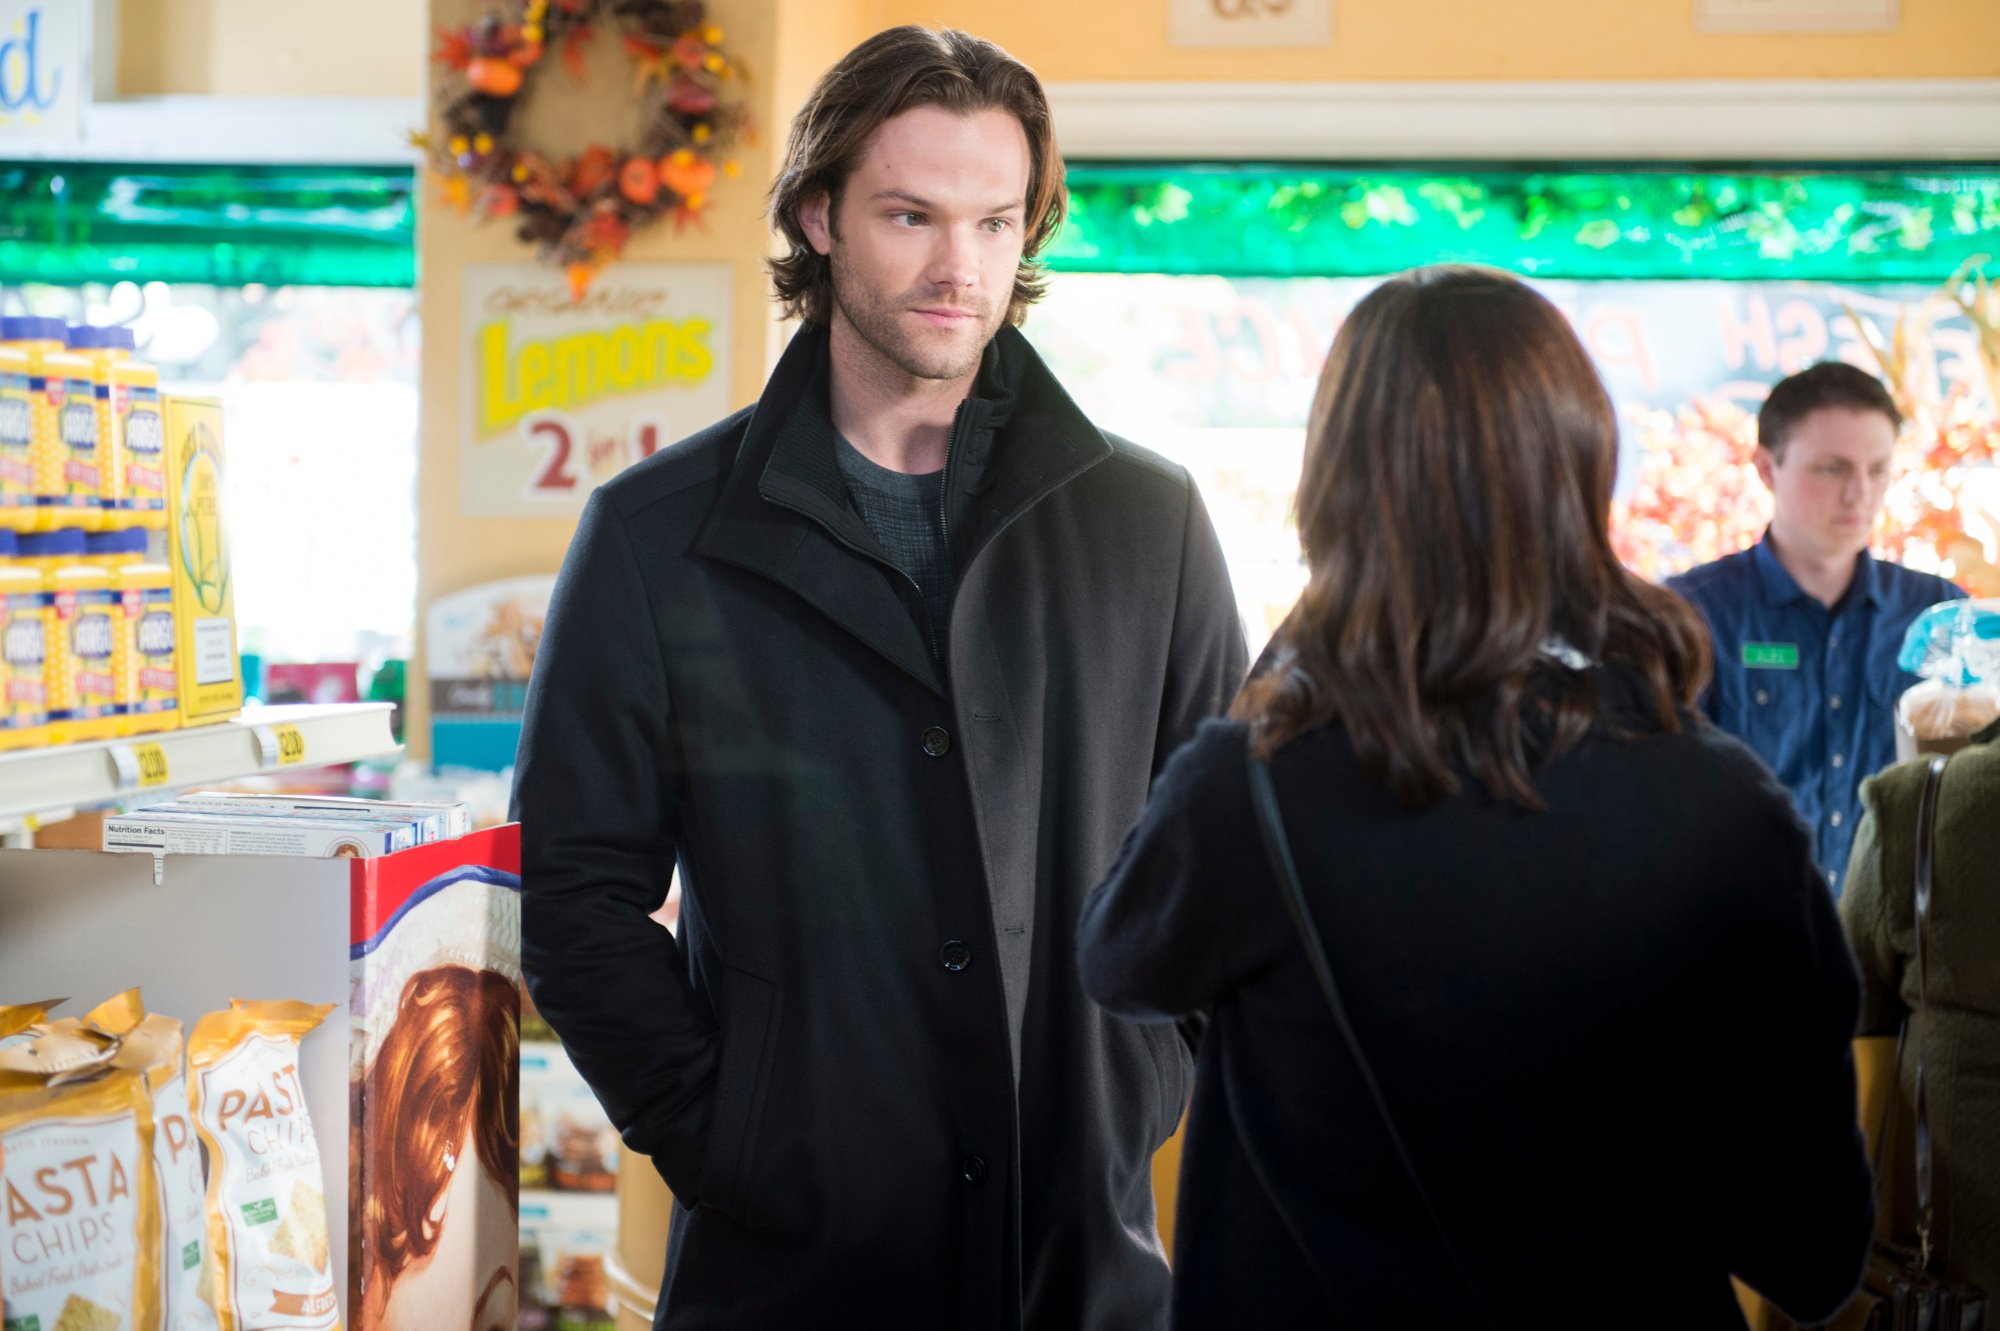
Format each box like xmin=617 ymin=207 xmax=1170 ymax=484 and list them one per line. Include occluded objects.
xmin=1895 ymin=597 xmax=2000 ymax=760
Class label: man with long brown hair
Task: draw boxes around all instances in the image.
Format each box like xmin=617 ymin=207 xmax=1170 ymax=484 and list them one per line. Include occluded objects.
xmin=514 ymin=26 xmax=1245 ymax=1329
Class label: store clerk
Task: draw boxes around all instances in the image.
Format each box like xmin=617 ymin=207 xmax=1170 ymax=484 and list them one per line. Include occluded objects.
xmin=1669 ymin=361 xmax=1964 ymax=897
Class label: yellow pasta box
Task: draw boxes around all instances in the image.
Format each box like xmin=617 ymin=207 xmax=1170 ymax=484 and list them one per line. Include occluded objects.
xmin=0 ymin=316 xmax=100 ymax=533
xmin=19 ymin=529 xmax=87 ymax=745
xmin=117 ymin=358 xmax=166 ymax=532
xmin=0 ymin=339 xmax=34 ymax=532
xmin=161 ymin=397 xmax=240 ymax=727
xmin=116 ymin=561 xmax=178 ymax=737
xmin=67 ymin=327 xmax=135 ymax=529
xmin=54 ymin=563 xmax=122 ymax=743
xmin=0 ymin=540 xmax=50 ymax=752
xmin=0 ymin=1026 xmax=162 ymax=1331
xmin=188 ymin=1001 xmax=339 ymax=1331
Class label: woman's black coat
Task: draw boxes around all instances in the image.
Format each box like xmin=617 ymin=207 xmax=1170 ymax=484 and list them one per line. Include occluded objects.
xmin=1079 ymin=685 xmax=1875 ymax=1329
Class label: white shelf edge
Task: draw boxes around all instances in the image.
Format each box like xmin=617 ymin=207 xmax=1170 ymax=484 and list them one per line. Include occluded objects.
xmin=0 ymin=702 xmax=401 ymax=834
xmin=4 ymin=96 xmax=424 ymax=165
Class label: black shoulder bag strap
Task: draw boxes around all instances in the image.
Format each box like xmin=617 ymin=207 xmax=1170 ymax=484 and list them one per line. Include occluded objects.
xmin=1912 ymin=752 xmax=1949 ymax=1272
xmin=1247 ymin=756 xmax=1500 ymax=1330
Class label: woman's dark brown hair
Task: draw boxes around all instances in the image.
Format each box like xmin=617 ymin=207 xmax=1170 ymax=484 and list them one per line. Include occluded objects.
xmin=767 ymin=26 xmax=1067 ymax=327
xmin=1232 ymin=265 xmax=1712 ymax=807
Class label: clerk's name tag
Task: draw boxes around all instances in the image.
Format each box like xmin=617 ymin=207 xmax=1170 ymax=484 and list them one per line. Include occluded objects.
xmin=1742 ymin=642 xmax=1800 ymax=669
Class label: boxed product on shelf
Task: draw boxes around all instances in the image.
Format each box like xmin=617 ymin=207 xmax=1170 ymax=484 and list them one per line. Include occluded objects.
xmin=0 ymin=349 xmax=241 ymax=761
xmin=518 ymin=1190 xmax=619 ymax=1331
xmin=161 ymin=395 xmax=241 ymax=728
xmin=0 ymin=327 xmax=33 ymax=529
xmin=0 ymin=316 xmax=98 ymax=532
xmin=0 ymin=531 xmax=47 ymax=750
xmin=169 ymin=791 xmax=472 ymax=842
xmin=104 ymin=807 xmax=419 ymax=858
xmin=522 ymin=1042 xmax=619 ymax=1193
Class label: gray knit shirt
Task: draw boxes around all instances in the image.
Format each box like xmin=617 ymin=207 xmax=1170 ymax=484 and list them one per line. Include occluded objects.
xmin=834 ymin=434 xmax=952 ymax=660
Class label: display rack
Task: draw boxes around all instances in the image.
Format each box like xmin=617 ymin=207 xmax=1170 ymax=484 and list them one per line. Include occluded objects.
xmin=0 ymin=702 xmax=400 ymax=837
xmin=0 ymin=826 xmax=522 ymax=1327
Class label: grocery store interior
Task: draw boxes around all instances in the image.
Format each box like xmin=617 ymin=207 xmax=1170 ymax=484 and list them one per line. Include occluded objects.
xmin=1 ymin=1 xmax=1996 ymax=1328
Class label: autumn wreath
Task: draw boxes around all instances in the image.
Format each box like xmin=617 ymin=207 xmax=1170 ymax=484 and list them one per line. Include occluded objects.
xmin=423 ymin=0 xmax=749 ymax=297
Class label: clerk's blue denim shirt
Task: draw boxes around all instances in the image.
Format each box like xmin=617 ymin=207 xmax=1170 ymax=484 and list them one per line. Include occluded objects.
xmin=1667 ymin=533 xmax=1963 ymax=897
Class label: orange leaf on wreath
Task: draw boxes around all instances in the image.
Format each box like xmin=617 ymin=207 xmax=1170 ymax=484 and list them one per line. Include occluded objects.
xmin=562 ymin=26 xmax=592 ymax=80
xmin=433 ymin=24 xmax=477 ymax=69
xmin=433 ymin=172 xmax=474 ymax=215
xmin=477 ymin=183 xmax=520 ymax=217
xmin=570 ymin=145 xmax=618 ymax=197
xmin=578 ymin=211 xmax=631 ymax=254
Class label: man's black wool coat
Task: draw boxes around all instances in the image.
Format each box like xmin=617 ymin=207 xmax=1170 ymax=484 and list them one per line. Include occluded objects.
xmin=514 ymin=323 xmax=1247 ymax=1330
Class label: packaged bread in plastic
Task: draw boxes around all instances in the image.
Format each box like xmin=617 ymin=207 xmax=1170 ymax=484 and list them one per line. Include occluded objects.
xmin=0 ymin=1020 xmax=162 ymax=1331
xmin=1895 ymin=598 xmax=2000 ymax=760
xmin=187 ymin=1001 xmax=339 ymax=1331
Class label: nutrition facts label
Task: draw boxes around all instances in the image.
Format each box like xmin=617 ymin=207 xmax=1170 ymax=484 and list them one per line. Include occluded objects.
xmin=192 ymin=617 xmax=234 ymax=686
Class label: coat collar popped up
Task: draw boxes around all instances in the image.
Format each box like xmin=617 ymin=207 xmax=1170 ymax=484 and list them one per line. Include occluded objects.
xmin=692 ymin=322 xmax=1113 ymax=696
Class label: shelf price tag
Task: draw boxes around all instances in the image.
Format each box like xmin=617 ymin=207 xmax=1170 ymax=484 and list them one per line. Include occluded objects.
xmin=109 ymin=742 xmax=171 ymax=792
xmin=253 ymin=723 xmax=307 ymax=769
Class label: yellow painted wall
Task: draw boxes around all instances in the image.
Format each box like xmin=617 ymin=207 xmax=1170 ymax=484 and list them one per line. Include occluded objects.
xmin=886 ymin=0 xmax=2000 ymax=82
xmin=114 ymin=0 xmax=424 ymax=97
xmin=112 ymin=1 xmax=2000 ymax=100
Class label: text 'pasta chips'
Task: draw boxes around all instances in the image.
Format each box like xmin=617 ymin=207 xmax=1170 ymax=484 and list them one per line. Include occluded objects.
xmin=188 ymin=1002 xmax=339 ymax=1331
xmin=0 ymin=1028 xmax=161 ymax=1331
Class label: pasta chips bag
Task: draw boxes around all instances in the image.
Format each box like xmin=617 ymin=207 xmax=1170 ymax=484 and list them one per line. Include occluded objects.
xmin=0 ymin=1024 xmax=161 ymax=1331
xmin=187 ymin=1003 xmax=338 ymax=1331
xmin=82 ymin=993 xmax=219 ymax=1331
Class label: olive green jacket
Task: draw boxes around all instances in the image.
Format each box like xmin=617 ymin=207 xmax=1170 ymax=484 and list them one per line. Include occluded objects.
xmin=1840 ymin=717 xmax=2000 ymax=1293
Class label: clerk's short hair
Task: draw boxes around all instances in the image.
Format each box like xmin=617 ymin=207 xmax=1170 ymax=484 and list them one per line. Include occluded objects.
xmin=767 ymin=26 xmax=1067 ymax=328
xmin=1758 ymin=362 xmax=1902 ymax=459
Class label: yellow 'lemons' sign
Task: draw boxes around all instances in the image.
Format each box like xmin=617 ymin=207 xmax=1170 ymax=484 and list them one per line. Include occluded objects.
xmin=475 ymin=318 xmax=716 ymax=436
xmin=460 ymin=263 xmax=734 ymax=518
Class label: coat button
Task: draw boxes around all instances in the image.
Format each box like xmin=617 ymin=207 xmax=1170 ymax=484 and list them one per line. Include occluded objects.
xmin=922 ymin=726 xmax=951 ymax=757
xmin=940 ymin=939 xmax=973 ymax=972
xmin=961 ymin=1154 xmax=987 ymax=1185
